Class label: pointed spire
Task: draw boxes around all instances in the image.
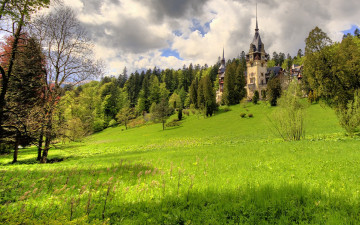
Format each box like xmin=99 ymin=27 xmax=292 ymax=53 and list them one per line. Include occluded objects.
xmin=222 ymin=47 xmax=225 ymax=60
xmin=255 ymin=3 xmax=259 ymax=31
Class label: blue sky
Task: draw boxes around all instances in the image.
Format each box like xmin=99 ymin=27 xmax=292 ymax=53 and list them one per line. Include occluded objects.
xmin=342 ymin=25 xmax=359 ymax=35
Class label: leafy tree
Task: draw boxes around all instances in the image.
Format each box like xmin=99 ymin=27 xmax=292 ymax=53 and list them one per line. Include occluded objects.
xmin=32 ymin=6 xmax=102 ymax=163
xmin=152 ymin=99 xmax=172 ymax=130
xmin=305 ymin=26 xmax=332 ymax=55
xmin=116 ymin=107 xmax=134 ymax=130
xmin=337 ymin=90 xmax=360 ymax=136
xmin=169 ymin=93 xmax=181 ymax=109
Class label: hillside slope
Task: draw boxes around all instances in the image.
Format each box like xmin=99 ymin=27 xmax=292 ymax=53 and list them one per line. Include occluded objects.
xmin=1 ymin=103 xmax=360 ymax=224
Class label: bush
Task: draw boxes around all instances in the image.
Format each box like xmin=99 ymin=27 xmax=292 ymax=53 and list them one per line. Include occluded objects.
xmin=337 ymin=90 xmax=360 ymax=136
xmin=248 ymin=113 xmax=253 ymax=118
xmin=240 ymin=113 xmax=246 ymax=118
xmin=223 ymin=106 xmax=231 ymax=112
xmin=108 ymin=119 xmax=117 ymax=127
xmin=270 ymin=80 xmax=307 ymax=141
xmin=128 ymin=117 xmax=146 ymax=128
xmin=93 ymin=118 xmax=105 ymax=132
xmin=183 ymin=110 xmax=190 ymax=116
xmin=166 ymin=120 xmax=182 ymax=127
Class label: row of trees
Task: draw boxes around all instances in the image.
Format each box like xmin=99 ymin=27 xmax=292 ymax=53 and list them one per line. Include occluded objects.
xmin=0 ymin=2 xmax=102 ymax=163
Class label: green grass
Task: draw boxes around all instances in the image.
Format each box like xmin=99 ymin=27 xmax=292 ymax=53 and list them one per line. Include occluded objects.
xmin=1 ymin=102 xmax=360 ymax=224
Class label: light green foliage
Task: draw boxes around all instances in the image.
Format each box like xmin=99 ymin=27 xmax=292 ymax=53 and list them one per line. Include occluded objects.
xmin=168 ymin=93 xmax=182 ymax=109
xmin=159 ymin=83 xmax=170 ymax=101
xmin=337 ymin=90 xmax=360 ymax=136
xmin=270 ymin=80 xmax=307 ymax=141
xmin=267 ymin=59 xmax=276 ymax=67
xmin=116 ymin=107 xmax=134 ymax=130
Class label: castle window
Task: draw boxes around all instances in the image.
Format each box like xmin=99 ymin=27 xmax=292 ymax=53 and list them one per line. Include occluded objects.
xmin=251 ymin=63 xmax=254 ymax=67
xmin=250 ymin=78 xmax=255 ymax=84
xmin=261 ymin=73 xmax=264 ymax=77
xmin=261 ymin=63 xmax=264 ymax=67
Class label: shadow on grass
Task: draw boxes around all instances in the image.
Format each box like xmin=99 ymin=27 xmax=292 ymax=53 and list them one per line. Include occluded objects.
xmin=106 ymin=183 xmax=360 ymax=224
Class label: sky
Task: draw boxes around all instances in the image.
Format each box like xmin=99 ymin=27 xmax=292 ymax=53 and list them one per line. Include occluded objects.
xmin=61 ymin=0 xmax=360 ymax=75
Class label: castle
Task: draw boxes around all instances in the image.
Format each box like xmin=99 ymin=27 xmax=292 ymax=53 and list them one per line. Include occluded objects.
xmin=217 ymin=6 xmax=270 ymax=102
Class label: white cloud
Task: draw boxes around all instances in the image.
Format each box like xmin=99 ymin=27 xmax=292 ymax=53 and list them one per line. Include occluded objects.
xmin=59 ymin=0 xmax=360 ymax=74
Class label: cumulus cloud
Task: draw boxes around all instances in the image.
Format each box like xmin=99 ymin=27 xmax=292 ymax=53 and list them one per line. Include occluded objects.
xmin=60 ymin=0 xmax=360 ymax=74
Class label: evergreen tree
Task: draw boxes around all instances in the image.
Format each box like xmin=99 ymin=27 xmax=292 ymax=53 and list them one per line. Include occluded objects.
xmin=198 ymin=75 xmax=217 ymax=116
xmin=189 ymin=77 xmax=199 ymax=107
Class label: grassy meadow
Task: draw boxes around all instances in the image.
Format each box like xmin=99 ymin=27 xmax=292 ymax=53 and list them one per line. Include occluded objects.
xmin=1 ymin=102 xmax=360 ymax=224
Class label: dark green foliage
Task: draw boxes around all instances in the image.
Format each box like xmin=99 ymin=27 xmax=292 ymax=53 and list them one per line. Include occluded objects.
xmin=253 ymin=91 xmax=259 ymax=104
xmin=198 ymin=75 xmax=217 ymax=117
xmin=240 ymin=113 xmax=246 ymax=118
xmin=178 ymin=108 xmax=183 ymax=121
xmin=189 ymin=78 xmax=199 ymax=108
xmin=261 ymin=90 xmax=266 ymax=99
xmin=248 ymin=113 xmax=253 ymax=118
xmin=304 ymin=28 xmax=360 ymax=134
xmin=222 ymin=60 xmax=246 ymax=105
xmin=266 ymin=77 xmax=282 ymax=106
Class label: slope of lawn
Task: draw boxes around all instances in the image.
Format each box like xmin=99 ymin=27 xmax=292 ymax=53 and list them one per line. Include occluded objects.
xmin=1 ymin=102 xmax=360 ymax=224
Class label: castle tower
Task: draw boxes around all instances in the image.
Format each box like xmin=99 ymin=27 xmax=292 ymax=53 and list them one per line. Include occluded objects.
xmin=216 ymin=48 xmax=226 ymax=103
xmin=246 ymin=4 xmax=269 ymax=99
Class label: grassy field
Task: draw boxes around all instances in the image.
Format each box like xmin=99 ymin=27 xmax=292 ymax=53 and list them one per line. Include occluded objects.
xmin=1 ymin=102 xmax=360 ymax=224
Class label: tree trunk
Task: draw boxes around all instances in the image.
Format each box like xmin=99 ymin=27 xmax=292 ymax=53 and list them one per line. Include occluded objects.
xmin=12 ymin=135 xmax=19 ymax=163
xmin=41 ymin=135 xmax=50 ymax=163
xmin=41 ymin=118 xmax=52 ymax=164
xmin=37 ymin=129 xmax=44 ymax=161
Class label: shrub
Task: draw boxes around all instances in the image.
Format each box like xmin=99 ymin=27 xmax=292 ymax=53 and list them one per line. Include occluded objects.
xmin=248 ymin=113 xmax=253 ymax=118
xmin=223 ymin=106 xmax=231 ymax=112
xmin=270 ymin=80 xmax=307 ymax=141
xmin=128 ymin=117 xmax=146 ymax=128
xmin=183 ymin=110 xmax=190 ymax=116
xmin=240 ymin=113 xmax=246 ymax=118
xmin=253 ymin=91 xmax=259 ymax=104
xmin=93 ymin=118 xmax=105 ymax=132
xmin=336 ymin=90 xmax=360 ymax=136
xmin=166 ymin=120 xmax=182 ymax=127
xmin=108 ymin=119 xmax=117 ymax=127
